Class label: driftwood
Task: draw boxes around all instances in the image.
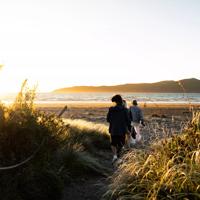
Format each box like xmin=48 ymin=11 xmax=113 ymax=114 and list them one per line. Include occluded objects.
xmin=58 ymin=105 xmax=68 ymax=117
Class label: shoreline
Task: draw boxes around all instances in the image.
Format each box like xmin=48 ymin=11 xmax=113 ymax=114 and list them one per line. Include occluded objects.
xmin=35 ymin=101 xmax=200 ymax=108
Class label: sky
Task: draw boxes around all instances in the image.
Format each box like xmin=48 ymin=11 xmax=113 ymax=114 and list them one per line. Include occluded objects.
xmin=0 ymin=0 xmax=200 ymax=93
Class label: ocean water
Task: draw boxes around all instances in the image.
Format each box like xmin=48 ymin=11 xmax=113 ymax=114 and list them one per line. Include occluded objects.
xmin=0 ymin=93 xmax=200 ymax=104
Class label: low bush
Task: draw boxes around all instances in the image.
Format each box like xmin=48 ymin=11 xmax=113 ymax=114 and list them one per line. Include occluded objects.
xmin=0 ymin=82 xmax=110 ymax=200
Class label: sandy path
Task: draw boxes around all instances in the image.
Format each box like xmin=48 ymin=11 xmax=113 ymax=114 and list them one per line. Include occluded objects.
xmin=60 ymin=117 xmax=190 ymax=200
xmin=62 ymin=150 xmax=113 ymax=200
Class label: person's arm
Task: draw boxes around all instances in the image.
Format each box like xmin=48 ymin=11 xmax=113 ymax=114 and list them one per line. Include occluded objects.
xmin=129 ymin=108 xmax=132 ymax=121
xmin=107 ymin=108 xmax=111 ymax=123
xmin=125 ymin=109 xmax=131 ymax=132
xmin=139 ymin=108 xmax=145 ymax=126
xmin=106 ymin=108 xmax=112 ymax=134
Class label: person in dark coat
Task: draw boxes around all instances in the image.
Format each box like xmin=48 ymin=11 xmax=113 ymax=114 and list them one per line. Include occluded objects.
xmin=107 ymin=94 xmax=131 ymax=163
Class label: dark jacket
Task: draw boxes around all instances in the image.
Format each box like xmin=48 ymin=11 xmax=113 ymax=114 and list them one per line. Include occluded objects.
xmin=107 ymin=105 xmax=131 ymax=136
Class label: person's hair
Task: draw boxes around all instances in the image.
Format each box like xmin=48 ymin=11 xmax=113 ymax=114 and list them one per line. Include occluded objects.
xmin=132 ymin=100 xmax=138 ymax=105
xmin=111 ymin=95 xmax=123 ymax=105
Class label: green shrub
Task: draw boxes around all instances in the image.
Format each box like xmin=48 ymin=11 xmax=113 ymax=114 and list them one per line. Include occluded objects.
xmin=0 ymin=82 xmax=111 ymax=200
xmin=0 ymin=83 xmax=65 ymax=200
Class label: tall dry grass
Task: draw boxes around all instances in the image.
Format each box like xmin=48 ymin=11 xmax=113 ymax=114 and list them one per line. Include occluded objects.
xmin=104 ymin=111 xmax=200 ymax=200
xmin=0 ymin=82 xmax=110 ymax=200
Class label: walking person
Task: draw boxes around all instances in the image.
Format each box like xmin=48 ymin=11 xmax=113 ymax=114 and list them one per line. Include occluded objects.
xmin=107 ymin=95 xmax=131 ymax=163
xmin=129 ymin=100 xmax=145 ymax=143
xmin=122 ymin=99 xmax=135 ymax=148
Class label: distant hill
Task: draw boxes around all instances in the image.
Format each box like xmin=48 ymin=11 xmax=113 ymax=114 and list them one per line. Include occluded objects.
xmin=53 ymin=78 xmax=200 ymax=93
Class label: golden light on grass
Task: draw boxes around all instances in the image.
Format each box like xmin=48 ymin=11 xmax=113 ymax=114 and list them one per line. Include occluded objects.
xmin=0 ymin=88 xmax=111 ymax=199
xmin=104 ymin=112 xmax=200 ymax=200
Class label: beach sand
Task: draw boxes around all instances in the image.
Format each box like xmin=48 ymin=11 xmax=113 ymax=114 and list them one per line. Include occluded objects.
xmin=36 ymin=102 xmax=199 ymax=144
xmin=36 ymin=102 xmax=199 ymax=123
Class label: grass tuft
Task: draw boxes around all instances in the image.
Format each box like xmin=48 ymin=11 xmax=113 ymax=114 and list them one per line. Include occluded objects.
xmin=105 ymin=112 xmax=200 ymax=200
xmin=0 ymin=82 xmax=110 ymax=200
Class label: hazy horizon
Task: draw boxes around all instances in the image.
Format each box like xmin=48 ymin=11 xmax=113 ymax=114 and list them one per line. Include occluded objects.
xmin=0 ymin=0 xmax=200 ymax=93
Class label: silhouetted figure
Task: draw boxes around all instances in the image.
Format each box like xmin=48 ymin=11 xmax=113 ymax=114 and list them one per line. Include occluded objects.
xmin=107 ymin=95 xmax=131 ymax=163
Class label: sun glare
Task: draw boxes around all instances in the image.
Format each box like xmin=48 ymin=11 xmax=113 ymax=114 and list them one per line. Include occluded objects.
xmin=0 ymin=1 xmax=199 ymax=94
xmin=0 ymin=65 xmax=21 ymax=94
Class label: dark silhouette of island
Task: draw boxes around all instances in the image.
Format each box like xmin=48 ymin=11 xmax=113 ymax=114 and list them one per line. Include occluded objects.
xmin=53 ymin=78 xmax=200 ymax=93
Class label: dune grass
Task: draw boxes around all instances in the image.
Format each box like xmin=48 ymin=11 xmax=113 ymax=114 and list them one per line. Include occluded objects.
xmin=0 ymin=82 xmax=110 ymax=200
xmin=2 ymin=81 xmax=199 ymax=200
xmin=63 ymin=119 xmax=110 ymax=153
xmin=104 ymin=112 xmax=200 ymax=200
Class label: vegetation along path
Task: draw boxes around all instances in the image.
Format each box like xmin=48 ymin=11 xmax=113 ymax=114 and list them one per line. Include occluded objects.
xmin=0 ymin=88 xmax=198 ymax=200
xmin=62 ymin=114 xmax=192 ymax=200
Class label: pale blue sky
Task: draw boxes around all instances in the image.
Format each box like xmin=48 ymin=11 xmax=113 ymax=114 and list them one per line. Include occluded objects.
xmin=0 ymin=0 xmax=199 ymax=92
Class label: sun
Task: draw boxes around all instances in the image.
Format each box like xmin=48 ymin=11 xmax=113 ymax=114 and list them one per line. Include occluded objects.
xmin=0 ymin=65 xmax=22 ymax=94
